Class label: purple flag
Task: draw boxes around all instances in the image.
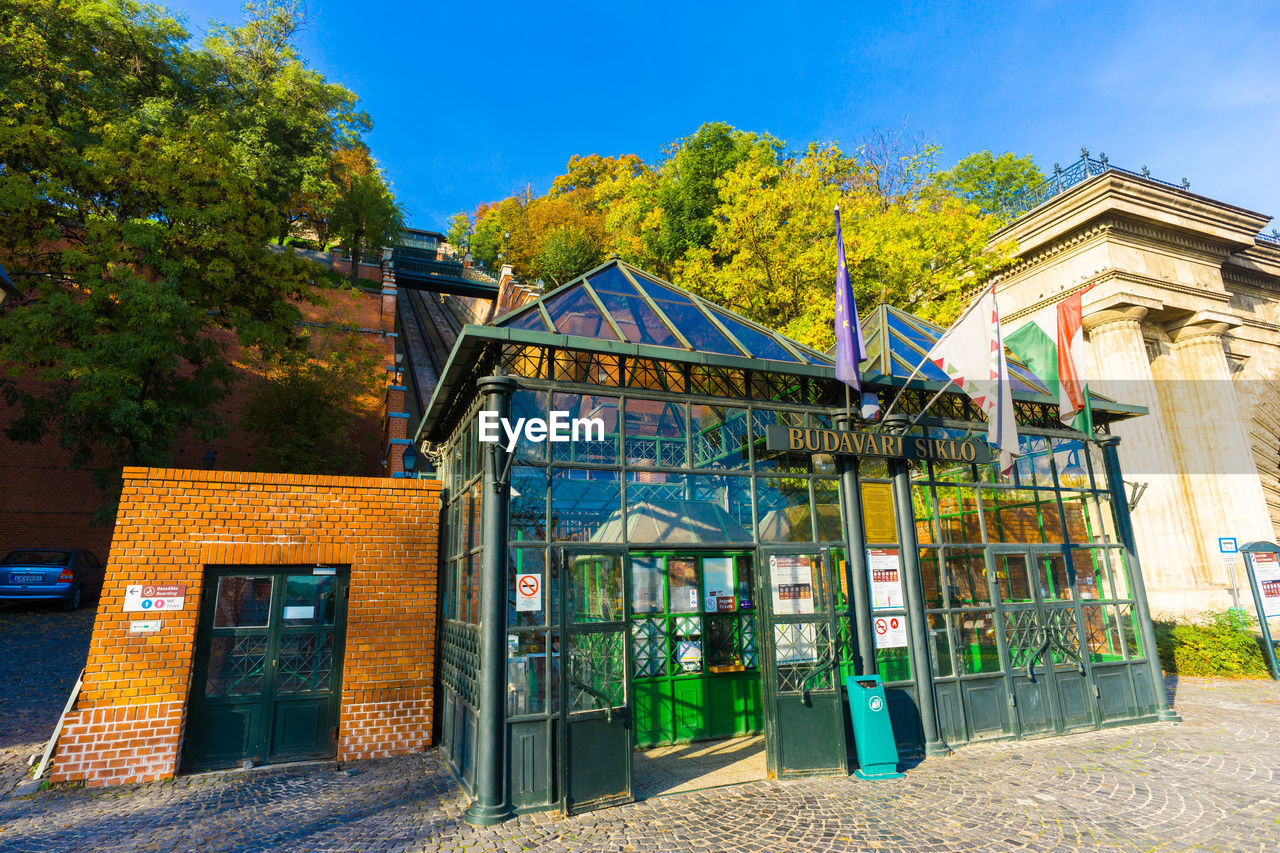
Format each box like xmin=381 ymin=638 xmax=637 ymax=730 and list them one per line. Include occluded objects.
xmin=834 ymin=205 xmax=867 ymax=392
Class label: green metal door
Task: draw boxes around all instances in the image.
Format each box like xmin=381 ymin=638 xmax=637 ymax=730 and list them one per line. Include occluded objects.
xmin=184 ymin=567 xmax=348 ymax=772
xmin=992 ymin=547 xmax=1096 ymax=736
xmin=558 ymin=549 xmax=631 ymax=814
xmin=758 ymin=546 xmax=848 ymax=778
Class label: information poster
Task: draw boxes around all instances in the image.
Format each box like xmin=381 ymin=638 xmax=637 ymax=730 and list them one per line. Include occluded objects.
xmin=769 ymin=555 xmax=815 ymax=615
xmin=1248 ymin=551 xmax=1280 ymax=618
xmin=867 ymin=549 xmax=903 ymax=610
xmin=703 ymin=557 xmax=736 ymax=613
xmin=861 ymin=483 xmax=897 ymax=543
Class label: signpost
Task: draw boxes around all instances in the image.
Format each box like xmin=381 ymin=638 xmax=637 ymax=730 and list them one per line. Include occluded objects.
xmin=1219 ymin=537 xmax=1241 ymax=609
xmin=1240 ymin=542 xmax=1280 ymax=680
xmin=123 ymin=584 xmax=185 ymax=613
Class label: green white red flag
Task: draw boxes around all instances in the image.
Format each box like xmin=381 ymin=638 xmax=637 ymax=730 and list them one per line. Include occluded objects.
xmin=926 ymin=283 xmax=1020 ymax=472
xmin=1005 ymin=288 xmax=1093 ymax=433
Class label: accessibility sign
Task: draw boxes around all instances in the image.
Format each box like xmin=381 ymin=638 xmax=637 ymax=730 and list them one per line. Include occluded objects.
xmin=873 ymin=615 xmax=908 ymax=649
xmin=516 ymin=573 xmax=541 ymax=612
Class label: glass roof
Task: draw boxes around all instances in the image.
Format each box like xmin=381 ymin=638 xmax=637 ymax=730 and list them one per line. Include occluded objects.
xmin=495 ymin=261 xmax=832 ymax=366
xmin=860 ymin=304 xmax=1052 ymax=395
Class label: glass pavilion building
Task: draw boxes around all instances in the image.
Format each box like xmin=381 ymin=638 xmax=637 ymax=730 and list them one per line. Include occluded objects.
xmin=411 ymin=259 xmax=1175 ymax=823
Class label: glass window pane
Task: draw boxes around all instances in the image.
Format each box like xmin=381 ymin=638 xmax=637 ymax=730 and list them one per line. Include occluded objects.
xmin=751 ymin=409 xmax=810 ymax=474
xmin=757 ymin=477 xmax=813 ymax=543
xmin=568 ymin=553 xmax=623 ymax=622
xmin=994 ymin=554 xmax=1033 ymax=603
xmin=1119 ymin=604 xmax=1142 ymax=658
xmin=510 ymin=466 xmax=547 ymax=543
xmin=668 ymin=557 xmax=700 ymax=613
xmin=707 ymin=306 xmax=801 ymax=362
xmin=505 ymin=307 xmax=550 ymax=332
xmin=550 ymin=470 xmax=621 ymax=542
xmin=702 ymin=556 xmax=735 ymax=613
xmin=214 ymin=576 xmax=274 ymax=628
xmin=876 ymin=647 xmax=912 ymax=682
xmin=630 ymin=276 xmax=742 ymax=356
xmin=507 ymin=630 xmax=549 ymax=715
xmin=544 ymin=284 xmax=620 ymax=340
xmin=587 ymin=268 xmax=682 ymax=348
xmin=550 ymin=393 xmax=619 ymax=465
xmin=509 ymin=390 xmax=547 ymax=463
xmin=934 ymin=484 xmax=984 ymax=544
xmin=1081 ymin=604 xmax=1124 ymax=662
xmin=944 ymin=548 xmax=990 ymax=606
xmin=508 ymin=548 xmax=551 ymax=628
xmin=812 ymin=480 xmax=842 ymax=542
xmin=282 ymin=575 xmax=336 ymax=626
xmin=1039 ymin=555 xmax=1073 ymax=601
xmin=624 ymin=398 xmax=687 ymax=468
xmin=920 ymin=548 xmax=943 ymax=609
xmin=275 ymin=633 xmax=334 ymax=694
xmin=690 ymin=405 xmax=749 ymax=470
xmin=1072 ymin=549 xmax=1106 ymax=601
xmin=929 ymin=614 xmax=953 ymax=677
xmin=631 ymin=555 xmax=664 ymax=614
xmin=205 ymin=635 xmax=268 ymax=697
xmin=956 ymin=610 xmax=1002 ymax=674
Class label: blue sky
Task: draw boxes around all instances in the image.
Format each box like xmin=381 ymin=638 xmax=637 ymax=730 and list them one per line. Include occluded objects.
xmin=164 ymin=0 xmax=1280 ymax=232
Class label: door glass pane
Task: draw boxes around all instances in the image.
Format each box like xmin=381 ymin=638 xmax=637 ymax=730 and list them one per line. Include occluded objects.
xmin=956 ymin=610 xmax=1002 ymax=674
xmin=667 ymin=558 xmax=699 ymax=613
xmin=928 ymin=614 xmax=953 ymax=677
xmin=1119 ymin=604 xmax=1142 ymax=657
xmin=282 ymin=575 xmax=336 ymax=625
xmin=1072 ymin=549 xmax=1103 ymax=601
xmin=1081 ymin=604 xmax=1123 ymax=662
xmin=736 ymin=555 xmax=756 ymax=611
xmin=630 ymin=556 xmax=664 ymax=614
xmin=920 ymin=548 xmax=943 ymax=608
xmin=945 ymin=548 xmax=990 ymax=606
xmin=214 ymin=576 xmax=274 ymax=628
xmin=995 ymin=555 xmax=1033 ymax=603
xmin=276 ymin=633 xmax=335 ymax=694
xmin=507 ymin=630 xmax=548 ymax=715
xmin=569 ymin=554 xmax=623 ymax=622
xmin=876 ymin=646 xmax=911 ymax=682
xmin=568 ymin=630 xmax=626 ymax=711
xmin=206 ymin=635 xmax=268 ymax=697
xmin=1039 ymin=555 xmax=1073 ymax=601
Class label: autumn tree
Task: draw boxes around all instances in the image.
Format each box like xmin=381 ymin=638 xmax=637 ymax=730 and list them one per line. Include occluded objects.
xmin=325 ymin=143 xmax=405 ymax=287
xmin=935 ymin=151 xmax=1044 ymax=223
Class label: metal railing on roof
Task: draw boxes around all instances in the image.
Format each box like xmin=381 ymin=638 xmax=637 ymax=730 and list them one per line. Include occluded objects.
xmin=1000 ymin=147 xmax=1191 ymax=221
xmin=1257 ymin=229 xmax=1280 ymax=246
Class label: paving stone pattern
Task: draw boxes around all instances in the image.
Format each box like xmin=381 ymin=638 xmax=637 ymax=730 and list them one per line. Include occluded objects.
xmin=0 ymin=602 xmax=97 ymax=799
xmin=2 ymin=676 xmax=1278 ymax=851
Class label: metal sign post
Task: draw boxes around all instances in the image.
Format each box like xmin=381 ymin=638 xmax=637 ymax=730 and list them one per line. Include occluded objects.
xmin=1219 ymin=537 xmax=1241 ymax=610
xmin=1240 ymin=542 xmax=1280 ymax=681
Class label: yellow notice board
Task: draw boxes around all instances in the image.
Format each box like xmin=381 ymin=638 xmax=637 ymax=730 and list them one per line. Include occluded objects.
xmin=861 ymin=482 xmax=897 ymax=543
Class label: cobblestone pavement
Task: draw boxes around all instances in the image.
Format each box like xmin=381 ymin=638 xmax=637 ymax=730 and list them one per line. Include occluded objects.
xmin=1 ymin=676 xmax=1278 ymax=851
xmin=0 ymin=601 xmax=97 ymax=799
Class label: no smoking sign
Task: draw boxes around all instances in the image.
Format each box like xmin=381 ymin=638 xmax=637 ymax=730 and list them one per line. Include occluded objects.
xmin=873 ymin=615 xmax=907 ymax=649
xmin=516 ymin=573 xmax=542 ymax=612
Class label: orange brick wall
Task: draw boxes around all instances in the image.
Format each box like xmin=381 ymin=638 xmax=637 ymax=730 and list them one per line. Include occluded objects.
xmin=51 ymin=467 xmax=442 ymax=787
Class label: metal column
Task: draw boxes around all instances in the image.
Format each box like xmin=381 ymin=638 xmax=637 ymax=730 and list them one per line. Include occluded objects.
xmin=834 ymin=412 xmax=876 ymax=676
xmin=465 ymin=374 xmax=517 ymax=826
xmin=1098 ymin=436 xmax=1181 ymax=722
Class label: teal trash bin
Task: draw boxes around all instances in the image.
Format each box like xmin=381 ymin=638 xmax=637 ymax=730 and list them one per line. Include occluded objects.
xmin=845 ymin=674 xmax=904 ymax=780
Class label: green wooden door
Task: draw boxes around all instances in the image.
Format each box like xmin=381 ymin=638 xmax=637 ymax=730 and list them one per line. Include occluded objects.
xmin=992 ymin=547 xmax=1097 ymax=736
xmin=184 ymin=567 xmax=348 ymax=772
xmin=759 ymin=547 xmax=848 ymax=779
xmin=559 ymin=549 xmax=631 ymax=814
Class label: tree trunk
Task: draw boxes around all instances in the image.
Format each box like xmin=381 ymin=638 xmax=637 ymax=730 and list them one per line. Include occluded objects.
xmin=348 ymin=229 xmax=363 ymax=289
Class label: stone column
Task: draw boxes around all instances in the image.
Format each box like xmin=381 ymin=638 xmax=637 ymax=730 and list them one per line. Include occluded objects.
xmin=1161 ymin=315 xmax=1276 ymax=593
xmin=465 ymin=374 xmax=516 ymax=827
xmin=1083 ymin=303 xmax=1201 ymax=612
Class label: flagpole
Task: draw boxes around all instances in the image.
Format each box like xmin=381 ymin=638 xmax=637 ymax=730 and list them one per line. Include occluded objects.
xmin=906 ymin=377 xmax=957 ymax=429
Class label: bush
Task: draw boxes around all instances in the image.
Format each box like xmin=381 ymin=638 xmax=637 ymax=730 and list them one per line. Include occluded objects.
xmin=1153 ymin=609 xmax=1271 ymax=678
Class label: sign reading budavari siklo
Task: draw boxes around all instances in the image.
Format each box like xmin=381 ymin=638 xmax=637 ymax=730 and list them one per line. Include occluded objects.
xmin=764 ymin=425 xmax=991 ymax=463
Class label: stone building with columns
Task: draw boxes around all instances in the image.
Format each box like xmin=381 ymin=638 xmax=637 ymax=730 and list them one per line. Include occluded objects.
xmin=992 ymin=156 xmax=1280 ymax=615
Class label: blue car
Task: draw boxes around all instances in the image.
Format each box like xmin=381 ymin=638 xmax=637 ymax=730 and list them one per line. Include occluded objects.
xmin=0 ymin=548 xmax=105 ymax=610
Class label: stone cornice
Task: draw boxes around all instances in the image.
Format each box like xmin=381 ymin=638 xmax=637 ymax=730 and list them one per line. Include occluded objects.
xmin=992 ymin=171 xmax=1270 ymax=258
xmin=1002 ymin=269 xmax=1229 ymax=324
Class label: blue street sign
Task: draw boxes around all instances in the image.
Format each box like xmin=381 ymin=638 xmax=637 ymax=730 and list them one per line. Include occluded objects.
xmin=1219 ymin=537 xmax=1239 ymax=554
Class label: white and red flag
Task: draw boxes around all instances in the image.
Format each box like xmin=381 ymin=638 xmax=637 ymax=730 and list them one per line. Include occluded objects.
xmin=926 ymin=284 xmax=1020 ymax=472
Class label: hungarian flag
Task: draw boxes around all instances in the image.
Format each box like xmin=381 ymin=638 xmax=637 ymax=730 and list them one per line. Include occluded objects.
xmin=1005 ymin=288 xmax=1093 ymax=433
xmin=926 ymin=284 xmax=1020 ymax=472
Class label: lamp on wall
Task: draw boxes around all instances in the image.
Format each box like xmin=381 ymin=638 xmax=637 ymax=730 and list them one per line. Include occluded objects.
xmin=402 ymin=442 xmax=419 ymax=476
xmin=1059 ymin=449 xmax=1088 ymax=489
xmin=202 ymin=449 xmax=217 ymax=470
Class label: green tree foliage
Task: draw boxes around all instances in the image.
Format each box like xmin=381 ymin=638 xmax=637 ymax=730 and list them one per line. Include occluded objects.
xmin=445 ymin=212 xmax=471 ymax=257
xmin=325 ymin=143 xmax=405 ymax=287
xmin=935 ymin=151 xmax=1044 ymax=223
xmin=0 ymin=0 xmax=391 ymax=508
xmin=678 ymin=142 xmax=1018 ymax=348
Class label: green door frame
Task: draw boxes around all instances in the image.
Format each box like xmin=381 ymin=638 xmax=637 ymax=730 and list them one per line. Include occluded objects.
xmin=986 ymin=544 xmax=1098 ymax=737
xmin=757 ymin=544 xmax=849 ymax=780
xmin=184 ymin=565 xmax=350 ymax=772
xmin=557 ymin=545 xmax=632 ymax=815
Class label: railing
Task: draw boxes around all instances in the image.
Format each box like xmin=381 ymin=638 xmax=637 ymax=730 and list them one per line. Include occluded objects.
xmin=1258 ymin=229 xmax=1280 ymax=246
xmin=393 ymin=254 xmax=467 ymax=279
xmin=1000 ymin=147 xmax=1192 ymax=221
